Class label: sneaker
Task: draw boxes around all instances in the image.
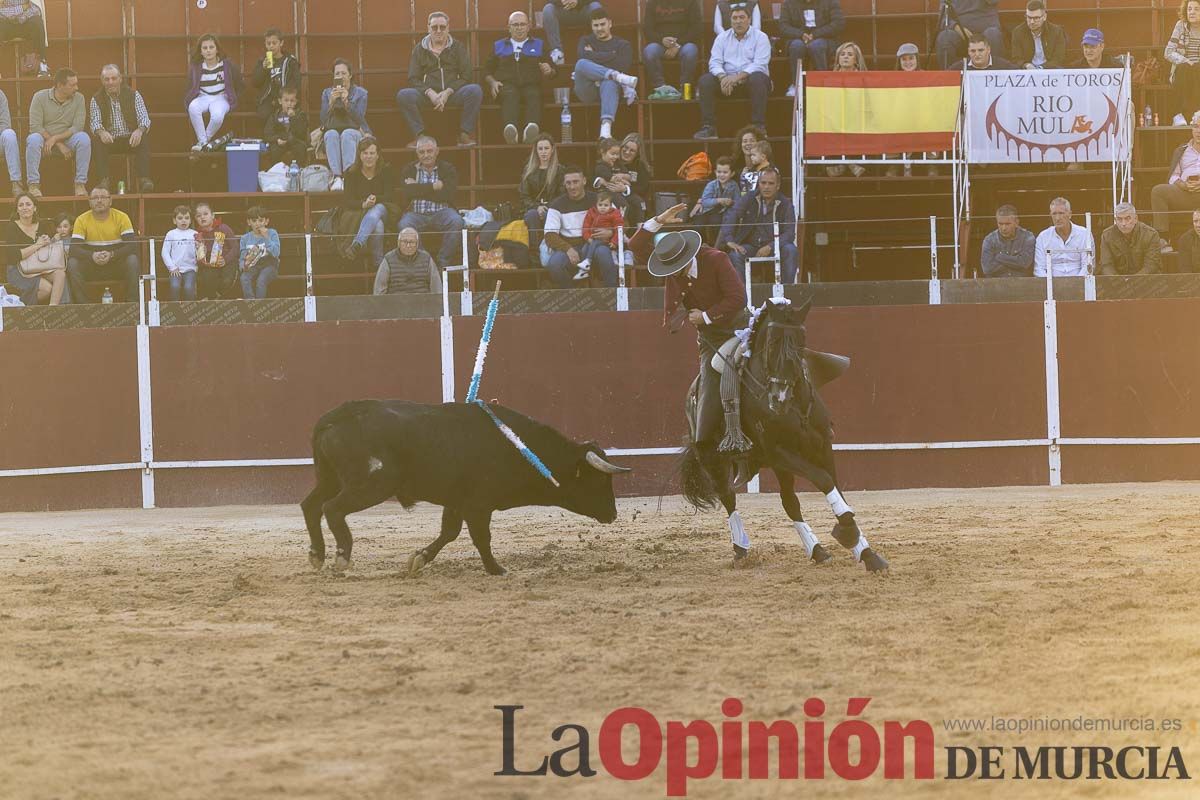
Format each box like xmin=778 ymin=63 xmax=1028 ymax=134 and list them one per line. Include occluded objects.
xmin=457 ymin=131 xmax=476 ymax=146
xmin=27 ymin=183 xmax=42 ymax=198
xmin=648 ymin=85 xmax=680 ymax=101
xmin=622 ymin=86 xmax=638 ymax=106
xmin=523 ymin=123 xmax=539 ymax=142
xmin=599 ymin=120 xmax=612 ymax=140
xmin=503 ymin=123 xmax=519 ymax=144
xmin=786 ymin=84 xmax=796 ymax=97
xmin=1174 ymin=113 xmax=1188 ymax=126
xmin=693 ymin=126 xmax=718 ymax=140
xmin=849 ymin=164 xmax=867 ymax=178
xmin=10 ymin=181 xmax=22 ymax=197
xmin=330 ymin=176 xmax=344 ymax=192
xmin=613 ymin=72 xmax=637 ymax=90
xmin=74 ymin=183 xmax=88 ymax=197
xmin=550 ymin=49 xmax=564 ymax=66
xmin=191 ymin=142 xmax=204 ymax=153
xmin=573 ymin=258 xmax=591 ymax=280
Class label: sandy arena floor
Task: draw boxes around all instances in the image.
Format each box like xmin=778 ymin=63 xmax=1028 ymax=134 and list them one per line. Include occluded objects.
xmin=1 ymin=483 xmax=1198 ymax=799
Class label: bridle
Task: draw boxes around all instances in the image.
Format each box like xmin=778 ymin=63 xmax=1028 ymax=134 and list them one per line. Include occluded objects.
xmin=717 ymin=317 xmax=814 ymax=424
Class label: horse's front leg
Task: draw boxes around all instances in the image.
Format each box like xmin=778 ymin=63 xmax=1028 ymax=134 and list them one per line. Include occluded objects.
xmin=775 ymin=468 xmax=832 ymax=564
xmin=716 ymin=481 xmax=751 ymax=561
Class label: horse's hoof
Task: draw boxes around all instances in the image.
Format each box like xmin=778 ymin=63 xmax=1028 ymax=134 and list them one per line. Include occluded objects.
xmin=332 ymin=554 xmax=352 ymax=573
xmin=861 ymin=548 xmax=889 ymax=575
xmin=811 ymin=543 xmax=833 ymax=565
xmin=406 ymin=551 xmax=427 ymax=576
xmin=308 ymin=552 xmax=325 ymax=571
xmin=485 ymin=565 xmax=508 ymax=576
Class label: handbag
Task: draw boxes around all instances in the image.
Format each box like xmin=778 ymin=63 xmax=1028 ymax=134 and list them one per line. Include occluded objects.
xmin=19 ymin=239 xmax=65 ymax=277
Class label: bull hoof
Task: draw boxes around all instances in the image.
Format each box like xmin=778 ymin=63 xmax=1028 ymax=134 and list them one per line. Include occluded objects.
xmin=484 ymin=564 xmax=508 ymax=576
xmin=811 ymin=543 xmax=833 ymax=565
xmin=861 ymin=548 xmax=889 ymax=575
xmin=308 ymin=551 xmax=325 ymax=571
xmin=732 ymin=544 xmax=749 ymax=561
xmin=332 ymin=554 xmax=352 ymax=573
xmin=406 ymin=551 xmax=427 ymax=576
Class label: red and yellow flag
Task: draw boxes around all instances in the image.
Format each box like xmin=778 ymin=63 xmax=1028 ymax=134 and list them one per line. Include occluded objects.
xmin=805 ymin=71 xmax=962 ymax=156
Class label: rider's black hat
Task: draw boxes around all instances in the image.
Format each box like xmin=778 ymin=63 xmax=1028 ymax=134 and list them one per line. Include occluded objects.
xmin=647 ymin=230 xmax=703 ymax=278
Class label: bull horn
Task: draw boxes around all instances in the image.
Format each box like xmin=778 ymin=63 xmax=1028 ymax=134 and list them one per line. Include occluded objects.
xmin=585 ymin=451 xmax=632 ymax=474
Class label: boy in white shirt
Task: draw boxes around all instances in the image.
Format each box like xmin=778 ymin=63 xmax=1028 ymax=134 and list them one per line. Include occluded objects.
xmin=161 ymin=204 xmax=199 ymax=300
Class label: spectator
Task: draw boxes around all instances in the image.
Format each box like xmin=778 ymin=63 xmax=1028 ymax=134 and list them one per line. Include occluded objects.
xmin=520 ymin=134 xmax=566 ymax=253
xmin=689 ymin=155 xmax=742 ymax=244
xmin=342 ymin=137 xmax=396 ymax=269
xmin=185 ymin=34 xmax=244 ymax=153
xmin=66 ymin=187 xmax=139 ymax=303
xmin=617 ymin=132 xmax=651 ymax=226
xmin=1010 ymin=1 xmax=1065 ymax=70
xmin=542 ymin=165 xmax=604 ymax=286
xmin=238 ymin=205 xmax=280 ymax=299
xmin=693 ymin=4 xmax=771 ymax=140
xmin=52 ymin=213 xmax=70 ymax=254
xmin=0 ymin=1 xmax=49 ymax=77
xmin=321 ymin=59 xmax=371 ymax=193
xmin=374 ymin=227 xmax=441 ymax=294
xmin=781 ymin=0 xmax=845 ymax=93
xmin=1073 ymin=28 xmax=1120 ymax=69
xmin=644 ymin=0 xmax=704 ymax=99
xmin=714 ymin=0 xmax=761 ymax=35
xmin=397 ymin=12 xmax=482 ymax=147
xmin=895 ymin=41 xmax=921 ymax=71
xmin=950 ymin=34 xmax=1015 ymax=71
xmin=26 ymin=68 xmax=89 ymax=198
xmin=580 ymin=190 xmax=626 ymax=275
xmin=160 ymin=204 xmax=198 ymax=301
xmin=1099 ymin=203 xmax=1162 ymax=275
xmin=4 ymin=192 xmax=66 ymax=305
xmin=592 ymin=137 xmax=629 ymax=208
xmin=1166 ymin=0 xmax=1200 ymax=126
xmin=825 ymin=43 xmax=868 ymax=177
xmin=193 ymin=201 xmax=239 ymax=300
xmin=264 ymin=86 xmax=308 ymax=166
xmin=1151 ymin=111 xmax=1200 ymax=250
xmin=574 ymin=8 xmax=638 ymax=141
xmin=398 ymin=135 xmax=464 ymax=269
xmin=89 ymin=64 xmax=154 ymax=194
xmin=250 ymin=27 xmax=301 ymax=121
xmin=936 ymin=0 xmax=1004 ymax=69
xmin=718 ymin=166 xmax=799 ymax=283
xmin=485 ymin=11 xmax=555 ymax=145
xmin=742 ymin=139 xmax=774 ymax=190
xmin=1174 ymin=208 xmax=1200 ymax=272
xmin=730 ymin=124 xmax=767 ymax=186
xmin=1 ymin=88 xmax=24 ymax=196
xmin=541 ymin=0 xmax=605 ymax=66
xmin=980 ymin=204 xmax=1035 ymax=277
xmin=1034 ymin=197 xmax=1095 ymax=277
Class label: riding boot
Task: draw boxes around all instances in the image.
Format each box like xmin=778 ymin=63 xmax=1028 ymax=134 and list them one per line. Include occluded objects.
xmin=718 ymin=359 xmax=753 ymax=488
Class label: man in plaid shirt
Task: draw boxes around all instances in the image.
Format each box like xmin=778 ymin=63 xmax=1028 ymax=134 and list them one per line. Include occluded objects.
xmin=398 ymin=135 xmax=463 ymax=269
xmin=89 ymin=64 xmax=154 ymax=193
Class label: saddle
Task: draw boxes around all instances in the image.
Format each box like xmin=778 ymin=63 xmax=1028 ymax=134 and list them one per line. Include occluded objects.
xmin=711 ymin=336 xmax=850 ymax=389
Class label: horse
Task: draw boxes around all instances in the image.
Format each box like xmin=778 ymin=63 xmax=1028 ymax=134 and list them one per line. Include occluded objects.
xmin=680 ymin=298 xmax=890 ymax=574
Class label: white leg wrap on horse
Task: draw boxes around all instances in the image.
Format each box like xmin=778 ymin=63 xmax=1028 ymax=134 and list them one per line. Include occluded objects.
xmin=794 ymin=521 xmax=818 ymax=558
xmin=851 ymin=533 xmax=870 ymax=562
xmin=825 ymin=488 xmax=853 ymax=517
xmin=728 ymin=511 xmax=750 ymax=549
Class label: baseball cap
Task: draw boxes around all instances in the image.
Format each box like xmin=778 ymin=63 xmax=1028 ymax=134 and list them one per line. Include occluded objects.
xmin=1081 ymin=28 xmax=1104 ymax=45
xmin=896 ymin=43 xmax=919 ymax=58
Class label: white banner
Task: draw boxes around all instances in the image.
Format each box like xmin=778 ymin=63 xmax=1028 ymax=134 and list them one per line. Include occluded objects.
xmin=965 ymin=69 xmax=1130 ymax=164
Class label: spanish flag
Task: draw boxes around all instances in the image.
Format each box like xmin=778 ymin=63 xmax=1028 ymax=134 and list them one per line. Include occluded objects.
xmin=805 ymin=71 xmax=962 ymax=156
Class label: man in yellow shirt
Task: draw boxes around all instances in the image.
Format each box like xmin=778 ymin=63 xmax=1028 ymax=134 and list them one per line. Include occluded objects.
xmin=66 ymin=186 xmax=140 ymax=303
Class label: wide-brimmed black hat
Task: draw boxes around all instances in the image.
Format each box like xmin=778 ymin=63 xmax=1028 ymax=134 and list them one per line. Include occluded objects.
xmin=647 ymin=229 xmax=702 ymax=277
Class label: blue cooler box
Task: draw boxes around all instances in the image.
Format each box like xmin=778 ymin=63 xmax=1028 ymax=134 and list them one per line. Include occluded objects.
xmin=227 ymin=142 xmax=266 ymax=192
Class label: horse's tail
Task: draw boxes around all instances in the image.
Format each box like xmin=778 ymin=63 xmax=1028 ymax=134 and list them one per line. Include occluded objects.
xmin=680 ymin=440 xmax=719 ymax=511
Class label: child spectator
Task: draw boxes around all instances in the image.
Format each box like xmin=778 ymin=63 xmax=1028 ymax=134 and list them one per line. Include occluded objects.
xmin=741 ymin=140 xmax=773 ymax=193
xmin=690 ymin=155 xmax=742 ymax=244
xmin=250 ymin=27 xmax=301 ymax=121
xmin=239 ymin=205 xmax=280 ymax=299
xmin=592 ymin=138 xmax=637 ymax=228
xmin=193 ymin=201 xmax=239 ymax=299
xmin=52 ymin=212 xmax=72 ymax=257
xmin=161 ymin=204 xmax=199 ymax=300
xmin=581 ymin=190 xmax=626 ymax=275
xmin=264 ymin=86 xmax=308 ymax=166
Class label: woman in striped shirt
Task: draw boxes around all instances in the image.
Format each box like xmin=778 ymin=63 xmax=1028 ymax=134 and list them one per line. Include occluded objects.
xmin=184 ymin=33 xmax=245 ymax=152
xmin=1167 ymin=0 xmax=1200 ymax=126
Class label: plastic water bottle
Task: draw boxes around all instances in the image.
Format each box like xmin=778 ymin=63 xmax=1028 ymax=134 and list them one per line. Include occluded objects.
xmin=1143 ymin=105 xmax=1153 ymax=127
xmin=560 ymin=104 xmax=572 ymax=144
xmin=288 ymin=160 xmax=301 ymax=192
xmin=101 ymin=287 xmax=113 ymax=304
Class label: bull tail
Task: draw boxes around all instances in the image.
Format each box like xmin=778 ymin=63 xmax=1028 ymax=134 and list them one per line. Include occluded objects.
xmin=680 ymin=441 xmax=719 ymax=511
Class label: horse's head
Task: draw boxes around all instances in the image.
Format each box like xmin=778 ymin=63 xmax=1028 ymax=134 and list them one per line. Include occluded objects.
xmin=749 ymin=299 xmax=812 ymax=416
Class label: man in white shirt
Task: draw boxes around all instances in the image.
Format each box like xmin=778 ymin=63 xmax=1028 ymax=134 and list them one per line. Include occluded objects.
xmin=693 ymin=3 xmax=771 ymax=140
xmin=1034 ymin=197 xmax=1095 ymax=278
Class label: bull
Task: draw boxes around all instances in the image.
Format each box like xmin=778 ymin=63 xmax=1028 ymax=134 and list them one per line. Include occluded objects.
xmin=301 ymin=399 xmax=632 ymax=575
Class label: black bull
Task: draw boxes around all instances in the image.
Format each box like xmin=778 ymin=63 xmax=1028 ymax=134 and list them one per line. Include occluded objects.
xmin=301 ymin=400 xmax=631 ymax=575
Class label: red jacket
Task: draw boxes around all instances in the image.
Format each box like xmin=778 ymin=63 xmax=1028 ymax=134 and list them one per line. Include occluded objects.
xmin=582 ymin=206 xmax=625 ymax=246
xmin=629 ymin=223 xmax=746 ymax=329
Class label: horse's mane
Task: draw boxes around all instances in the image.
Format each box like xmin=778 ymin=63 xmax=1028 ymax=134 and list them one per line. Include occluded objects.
xmin=742 ymin=298 xmax=793 ymax=358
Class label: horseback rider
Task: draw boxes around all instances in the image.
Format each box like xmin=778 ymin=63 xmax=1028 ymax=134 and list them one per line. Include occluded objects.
xmin=628 ymin=202 xmax=755 ymax=488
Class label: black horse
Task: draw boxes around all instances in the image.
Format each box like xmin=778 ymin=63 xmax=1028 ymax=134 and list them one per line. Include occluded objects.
xmin=680 ymin=298 xmax=889 ymax=573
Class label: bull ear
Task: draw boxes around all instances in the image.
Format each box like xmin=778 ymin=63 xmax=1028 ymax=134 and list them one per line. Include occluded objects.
xmin=585 ymin=450 xmax=632 ymax=475
xmin=796 ymin=298 xmax=812 ymax=322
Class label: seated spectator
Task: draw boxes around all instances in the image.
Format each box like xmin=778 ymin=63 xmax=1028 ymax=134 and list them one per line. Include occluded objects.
xmin=825 ymin=44 xmax=868 ymax=178
xmin=26 ymin=68 xmax=89 ymax=198
xmin=887 ymin=44 xmax=940 ymax=177
xmin=714 ymin=0 xmax=761 ymax=35
xmin=1151 ymin=112 xmax=1200 ymax=251
xmin=1099 ymin=203 xmax=1162 ymax=275
xmin=580 ymin=190 xmax=627 ymax=275
xmin=541 ymin=165 xmax=603 ymax=286
xmin=89 ymin=64 xmax=154 ymax=194
xmin=321 ymin=59 xmax=371 ymax=193
xmin=239 ymin=205 xmax=280 ymax=300
xmin=1073 ymin=28 xmax=1120 ymax=69
xmin=0 ymin=1 xmax=49 ymax=77
xmin=644 ymin=0 xmax=704 ymax=99
xmin=185 ymin=34 xmax=244 ymax=153
xmin=689 ymin=155 xmax=742 ymax=244
xmin=520 ymin=134 xmax=566 ymax=252
xmin=1010 ymin=1 xmax=1065 ymax=70
xmin=742 ymin=139 xmax=774 ymax=190
xmin=485 ymin=12 xmax=555 ymax=145
xmin=250 ymin=27 xmax=301 ymax=121
xmin=1034 ymin=197 xmax=1095 ymax=277
xmin=374 ymin=227 xmax=441 ymax=294
xmin=937 ymin=0 xmax=1004 ymax=69
xmin=66 ymin=187 xmax=139 ymax=303
xmin=980 ymin=204 xmax=1035 ymax=277
xmin=264 ymin=86 xmax=308 ymax=166
xmin=617 ymin=132 xmax=651 ymax=226
xmin=4 ymin=192 xmax=66 ymax=305
xmin=1174 ymin=209 xmax=1200 ymax=272
xmin=717 ymin=166 xmax=799 ymax=283
xmin=342 ymin=137 xmax=396 ymax=268
xmin=1 ymin=88 xmax=25 ymax=196
xmin=161 ymin=204 xmax=198 ymax=301
xmin=950 ymin=34 xmax=1015 ymax=71
xmin=592 ymin=138 xmax=627 ymax=204
xmin=193 ymin=201 xmax=239 ymax=300
xmin=730 ymin=124 xmax=767 ymax=188
xmin=1167 ymin=1 xmax=1200 ymax=126
xmin=573 ymin=8 xmax=638 ymax=141
xmin=693 ymin=4 xmax=771 ymax=140
xmin=541 ymin=0 xmax=605 ymax=66
xmin=398 ymin=135 xmax=464 ymax=269
xmin=397 ymin=12 xmax=482 ymax=147
xmin=782 ymin=0 xmax=845 ymax=93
